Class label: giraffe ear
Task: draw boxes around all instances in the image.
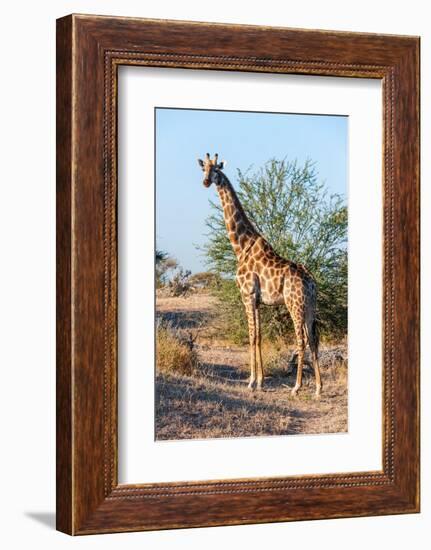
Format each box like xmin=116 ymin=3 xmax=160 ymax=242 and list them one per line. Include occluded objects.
xmin=197 ymin=158 xmax=204 ymax=168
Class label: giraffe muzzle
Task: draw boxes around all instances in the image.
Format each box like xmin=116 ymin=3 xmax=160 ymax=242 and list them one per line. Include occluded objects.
xmin=203 ymin=179 xmax=211 ymax=188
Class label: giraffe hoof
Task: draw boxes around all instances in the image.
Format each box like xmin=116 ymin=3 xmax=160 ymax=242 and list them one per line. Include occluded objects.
xmin=256 ymin=384 xmax=264 ymax=392
xmin=291 ymin=386 xmax=300 ymax=396
xmin=247 ymin=381 xmax=256 ymax=391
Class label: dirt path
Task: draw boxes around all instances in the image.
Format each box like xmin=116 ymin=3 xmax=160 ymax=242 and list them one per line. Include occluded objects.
xmin=156 ymin=292 xmax=348 ymax=440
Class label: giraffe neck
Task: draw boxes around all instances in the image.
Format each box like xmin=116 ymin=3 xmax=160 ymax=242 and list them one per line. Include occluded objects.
xmin=216 ymin=173 xmax=259 ymax=260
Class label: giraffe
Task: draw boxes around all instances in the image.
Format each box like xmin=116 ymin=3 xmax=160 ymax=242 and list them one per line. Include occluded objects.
xmin=197 ymin=153 xmax=322 ymax=396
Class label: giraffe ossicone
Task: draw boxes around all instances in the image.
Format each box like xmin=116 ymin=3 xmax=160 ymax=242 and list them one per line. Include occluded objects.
xmin=197 ymin=153 xmax=322 ymax=396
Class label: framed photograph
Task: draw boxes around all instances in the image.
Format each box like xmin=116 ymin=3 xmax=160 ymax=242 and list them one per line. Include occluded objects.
xmin=56 ymin=14 xmax=420 ymax=535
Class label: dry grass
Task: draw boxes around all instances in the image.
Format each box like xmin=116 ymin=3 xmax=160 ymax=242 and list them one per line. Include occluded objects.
xmin=156 ymin=323 xmax=199 ymax=376
xmin=155 ymin=292 xmax=348 ymax=441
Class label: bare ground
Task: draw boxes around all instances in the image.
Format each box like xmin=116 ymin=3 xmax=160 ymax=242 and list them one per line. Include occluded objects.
xmin=155 ymin=292 xmax=348 ymax=441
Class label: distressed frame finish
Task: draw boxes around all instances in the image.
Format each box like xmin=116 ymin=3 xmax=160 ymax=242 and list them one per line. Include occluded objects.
xmin=56 ymin=14 xmax=420 ymax=535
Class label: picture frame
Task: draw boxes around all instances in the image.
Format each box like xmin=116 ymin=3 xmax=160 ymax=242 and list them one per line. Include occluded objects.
xmin=56 ymin=14 xmax=420 ymax=535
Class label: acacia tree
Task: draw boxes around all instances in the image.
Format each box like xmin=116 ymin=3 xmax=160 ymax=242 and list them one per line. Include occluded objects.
xmin=202 ymin=158 xmax=347 ymax=343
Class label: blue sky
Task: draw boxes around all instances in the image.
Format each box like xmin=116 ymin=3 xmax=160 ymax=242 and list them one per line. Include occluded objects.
xmin=156 ymin=108 xmax=348 ymax=274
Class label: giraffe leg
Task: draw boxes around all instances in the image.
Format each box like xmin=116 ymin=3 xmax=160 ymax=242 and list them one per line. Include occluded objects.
xmin=312 ymin=354 xmax=322 ymax=397
xmin=255 ymin=306 xmax=264 ymax=390
xmin=291 ymin=318 xmax=305 ymax=396
xmin=243 ymin=299 xmax=257 ymax=391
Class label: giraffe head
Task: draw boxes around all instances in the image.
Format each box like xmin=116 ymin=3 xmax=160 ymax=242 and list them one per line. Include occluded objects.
xmin=197 ymin=153 xmax=226 ymax=187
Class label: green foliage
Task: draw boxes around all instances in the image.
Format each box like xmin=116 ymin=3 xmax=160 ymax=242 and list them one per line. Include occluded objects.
xmin=210 ymin=278 xmax=248 ymax=344
xmin=202 ymin=158 xmax=348 ymax=342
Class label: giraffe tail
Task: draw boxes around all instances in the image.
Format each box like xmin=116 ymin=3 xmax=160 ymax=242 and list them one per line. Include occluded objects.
xmin=304 ymin=317 xmax=320 ymax=355
xmin=311 ymin=318 xmax=320 ymax=355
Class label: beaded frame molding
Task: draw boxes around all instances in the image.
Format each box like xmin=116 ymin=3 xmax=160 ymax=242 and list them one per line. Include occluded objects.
xmin=56 ymin=14 xmax=420 ymax=535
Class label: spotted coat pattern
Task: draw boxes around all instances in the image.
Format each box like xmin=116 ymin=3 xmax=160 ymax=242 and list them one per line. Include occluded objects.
xmin=198 ymin=153 xmax=322 ymax=395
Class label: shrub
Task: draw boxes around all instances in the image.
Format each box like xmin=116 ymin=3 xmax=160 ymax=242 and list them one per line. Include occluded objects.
xmin=202 ymin=158 xmax=347 ymax=342
xmin=187 ymin=271 xmax=221 ymax=290
xmin=156 ymin=323 xmax=199 ymax=376
xmin=167 ymin=268 xmax=192 ymax=297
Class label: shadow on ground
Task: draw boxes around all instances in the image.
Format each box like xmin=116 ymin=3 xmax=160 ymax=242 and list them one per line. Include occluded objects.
xmin=200 ymin=357 xmax=316 ymax=388
xmin=155 ymin=363 xmax=318 ymax=440
xmin=155 ymin=293 xmax=348 ymax=441
xmin=157 ymin=309 xmax=212 ymax=329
